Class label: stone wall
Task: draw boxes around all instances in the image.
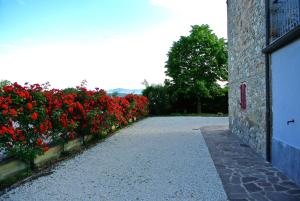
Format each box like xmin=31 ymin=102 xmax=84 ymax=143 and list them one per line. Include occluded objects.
xmin=227 ymin=0 xmax=268 ymax=157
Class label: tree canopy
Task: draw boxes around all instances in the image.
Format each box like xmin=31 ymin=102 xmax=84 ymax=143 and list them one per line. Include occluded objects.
xmin=165 ymin=25 xmax=228 ymax=112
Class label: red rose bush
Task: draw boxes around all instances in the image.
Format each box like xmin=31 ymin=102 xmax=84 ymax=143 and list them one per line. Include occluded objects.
xmin=0 ymin=82 xmax=148 ymax=163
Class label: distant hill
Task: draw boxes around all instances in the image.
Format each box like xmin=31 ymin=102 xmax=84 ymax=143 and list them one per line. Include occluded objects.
xmin=107 ymin=88 xmax=143 ymax=97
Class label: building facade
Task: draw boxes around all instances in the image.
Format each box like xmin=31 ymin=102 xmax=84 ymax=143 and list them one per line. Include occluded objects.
xmin=228 ymin=0 xmax=300 ymax=184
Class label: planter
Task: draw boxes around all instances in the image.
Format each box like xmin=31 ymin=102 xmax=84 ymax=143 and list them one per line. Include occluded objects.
xmin=64 ymin=138 xmax=82 ymax=152
xmin=0 ymin=159 xmax=29 ymax=181
xmin=34 ymin=146 xmax=63 ymax=167
xmin=84 ymin=135 xmax=93 ymax=143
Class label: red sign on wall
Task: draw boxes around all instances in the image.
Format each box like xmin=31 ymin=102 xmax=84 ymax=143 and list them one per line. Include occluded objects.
xmin=240 ymin=82 xmax=247 ymax=110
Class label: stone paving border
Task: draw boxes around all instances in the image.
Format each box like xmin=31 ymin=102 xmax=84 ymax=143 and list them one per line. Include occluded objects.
xmin=201 ymin=126 xmax=300 ymax=201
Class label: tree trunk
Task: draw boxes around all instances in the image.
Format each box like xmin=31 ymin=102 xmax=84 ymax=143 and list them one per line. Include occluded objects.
xmin=197 ymin=97 xmax=202 ymax=113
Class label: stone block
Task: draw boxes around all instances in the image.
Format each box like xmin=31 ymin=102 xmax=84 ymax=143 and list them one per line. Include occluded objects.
xmin=34 ymin=145 xmax=63 ymax=167
xmin=0 ymin=160 xmax=29 ymax=181
xmin=64 ymin=138 xmax=82 ymax=152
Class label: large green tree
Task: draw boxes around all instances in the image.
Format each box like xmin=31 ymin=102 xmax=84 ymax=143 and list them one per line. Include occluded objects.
xmin=165 ymin=25 xmax=228 ymax=113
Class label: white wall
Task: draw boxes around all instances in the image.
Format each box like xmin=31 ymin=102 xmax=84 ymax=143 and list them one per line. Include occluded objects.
xmin=272 ymin=38 xmax=300 ymax=149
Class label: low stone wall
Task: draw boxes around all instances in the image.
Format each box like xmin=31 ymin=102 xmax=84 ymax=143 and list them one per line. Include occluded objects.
xmin=0 ymin=160 xmax=29 ymax=182
xmin=0 ymin=137 xmax=85 ymax=182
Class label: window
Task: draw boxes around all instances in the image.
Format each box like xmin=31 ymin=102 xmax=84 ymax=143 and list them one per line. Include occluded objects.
xmin=240 ymin=82 xmax=247 ymax=110
xmin=269 ymin=0 xmax=300 ymax=42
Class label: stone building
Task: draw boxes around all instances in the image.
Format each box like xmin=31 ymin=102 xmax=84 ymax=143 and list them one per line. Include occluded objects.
xmin=228 ymin=0 xmax=300 ymax=184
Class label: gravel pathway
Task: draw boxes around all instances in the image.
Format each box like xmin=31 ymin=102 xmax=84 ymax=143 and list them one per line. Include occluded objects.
xmin=0 ymin=117 xmax=228 ymax=201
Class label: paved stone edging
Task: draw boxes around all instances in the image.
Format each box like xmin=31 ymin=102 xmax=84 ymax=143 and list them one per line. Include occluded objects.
xmin=202 ymin=126 xmax=300 ymax=201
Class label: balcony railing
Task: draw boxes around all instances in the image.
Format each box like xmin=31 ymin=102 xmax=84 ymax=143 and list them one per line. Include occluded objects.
xmin=269 ymin=0 xmax=300 ymax=42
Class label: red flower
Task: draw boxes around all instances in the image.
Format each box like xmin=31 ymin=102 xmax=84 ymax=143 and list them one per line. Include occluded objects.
xmin=9 ymin=109 xmax=17 ymax=116
xmin=11 ymin=135 xmax=16 ymax=141
xmin=2 ymin=110 xmax=8 ymax=116
xmin=1 ymin=104 xmax=8 ymax=109
xmin=7 ymin=98 xmax=12 ymax=105
xmin=0 ymin=126 xmax=6 ymax=135
xmin=27 ymin=103 xmax=33 ymax=110
xmin=3 ymin=85 xmax=13 ymax=93
xmin=36 ymin=138 xmax=42 ymax=146
xmin=68 ymin=107 xmax=74 ymax=114
xmin=43 ymin=146 xmax=49 ymax=152
xmin=76 ymin=102 xmax=84 ymax=112
xmin=0 ymin=81 xmax=150 ymax=161
xmin=31 ymin=112 xmax=38 ymax=120
xmin=39 ymin=124 xmax=46 ymax=133
xmin=7 ymin=128 xmax=14 ymax=135
xmin=60 ymin=113 xmax=68 ymax=128
xmin=69 ymin=132 xmax=75 ymax=140
xmin=19 ymin=135 xmax=25 ymax=141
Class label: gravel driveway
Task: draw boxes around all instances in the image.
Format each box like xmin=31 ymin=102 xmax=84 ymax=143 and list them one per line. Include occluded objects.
xmin=0 ymin=117 xmax=228 ymax=201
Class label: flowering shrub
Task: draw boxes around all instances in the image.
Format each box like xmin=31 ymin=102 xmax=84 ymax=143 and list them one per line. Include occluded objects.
xmin=125 ymin=94 xmax=149 ymax=118
xmin=0 ymin=82 xmax=148 ymax=163
xmin=0 ymin=83 xmax=50 ymax=162
xmin=44 ymin=89 xmax=80 ymax=143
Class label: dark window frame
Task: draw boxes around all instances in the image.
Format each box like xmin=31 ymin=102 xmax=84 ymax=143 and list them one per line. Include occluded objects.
xmin=240 ymin=82 xmax=247 ymax=110
xmin=263 ymin=0 xmax=300 ymax=53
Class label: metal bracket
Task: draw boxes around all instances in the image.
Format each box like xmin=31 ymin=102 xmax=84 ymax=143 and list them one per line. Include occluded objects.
xmin=287 ymin=119 xmax=295 ymax=125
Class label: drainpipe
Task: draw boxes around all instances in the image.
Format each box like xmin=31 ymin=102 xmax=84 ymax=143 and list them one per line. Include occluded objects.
xmin=265 ymin=0 xmax=272 ymax=162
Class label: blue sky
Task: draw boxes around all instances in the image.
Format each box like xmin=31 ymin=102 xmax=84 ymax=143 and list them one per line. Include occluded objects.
xmin=0 ymin=0 xmax=227 ymax=90
xmin=0 ymin=0 xmax=169 ymax=46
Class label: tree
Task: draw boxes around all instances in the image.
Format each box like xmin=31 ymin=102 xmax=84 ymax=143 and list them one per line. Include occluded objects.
xmin=165 ymin=25 xmax=228 ymax=113
xmin=142 ymin=84 xmax=171 ymax=115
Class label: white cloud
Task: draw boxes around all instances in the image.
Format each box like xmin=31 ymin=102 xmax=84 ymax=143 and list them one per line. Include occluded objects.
xmin=0 ymin=21 xmax=189 ymax=90
xmin=150 ymin=0 xmax=227 ymax=38
xmin=0 ymin=43 xmax=17 ymax=49
xmin=0 ymin=30 xmax=169 ymax=90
